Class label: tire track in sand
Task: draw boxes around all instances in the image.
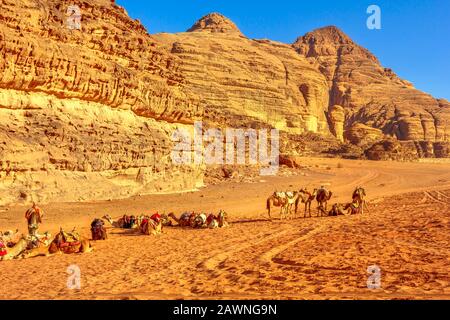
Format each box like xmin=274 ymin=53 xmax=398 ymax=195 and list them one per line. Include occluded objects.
xmin=424 ymin=191 xmax=450 ymax=205
xmin=201 ymin=225 xmax=297 ymax=272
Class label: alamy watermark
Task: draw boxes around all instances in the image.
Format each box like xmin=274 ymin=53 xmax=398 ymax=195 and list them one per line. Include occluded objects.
xmin=171 ymin=122 xmax=280 ymax=176
xmin=67 ymin=5 xmax=82 ymax=30
xmin=367 ymin=5 xmax=382 ymax=30
xmin=67 ymin=264 xmax=81 ymax=290
xmin=367 ymin=265 xmax=382 ymax=289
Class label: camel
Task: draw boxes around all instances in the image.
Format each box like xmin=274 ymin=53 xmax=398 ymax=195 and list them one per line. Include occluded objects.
xmin=344 ymin=202 xmax=362 ymax=215
xmin=205 ymin=210 xmax=229 ymax=229
xmin=139 ymin=218 xmax=162 ymax=235
xmin=296 ymin=188 xmax=317 ymax=218
xmin=316 ymin=187 xmax=333 ymax=216
xmin=47 ymin=228 xmax=92 ymax=255
xmin=266 ymin=192 xmax=292 ymax=220
xmin=1 ymin=233 xmax=53 ymax=261
xmin=168 ymin=212 xmax=197 ymax=227
xmin=1 ymin=229 xmax=91 ymax=261
xmin=103 ymin=214 xmax=141 ymax=229
xmin=328 ymin=203 xmax=348 ymax=216
xmin=91 ymin=219 xmax=107 ymax=240
xmin=353 ymin=187 xmax=368 ymax=214
xmin=212 ymin=210 xmax=228 ymax=228
xmin=192 ymin=213 xmax=208 ymax=228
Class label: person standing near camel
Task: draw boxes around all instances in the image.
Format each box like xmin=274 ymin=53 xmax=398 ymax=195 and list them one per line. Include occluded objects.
xmin=25 ymin=202 xmax=44 ymax=237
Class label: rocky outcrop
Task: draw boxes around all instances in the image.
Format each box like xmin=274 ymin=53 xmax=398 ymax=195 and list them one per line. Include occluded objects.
xmin=154 ymin=15 xmax=331 ymax=136
xmin=187 ymin=13 xmax=243 ymax=36
xmin=0 ymin=0 xmax=203 ymax=205
xmin=329 ymin=105 xmax=345 ymax=142
xmin=293 ymin=26 xmax=450 ymax=152
xmin=345 ymin=123 xmax=384 ymax=146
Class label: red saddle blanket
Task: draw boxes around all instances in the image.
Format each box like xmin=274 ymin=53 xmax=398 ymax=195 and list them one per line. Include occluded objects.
xmin=0 ymin=241 xmax=7 ymax=257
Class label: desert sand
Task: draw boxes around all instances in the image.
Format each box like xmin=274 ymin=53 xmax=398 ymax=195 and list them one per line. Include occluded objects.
xmin=0 ymin=158 xmax=449 ymax=300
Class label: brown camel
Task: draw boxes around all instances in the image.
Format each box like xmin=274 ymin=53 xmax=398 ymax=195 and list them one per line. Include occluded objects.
xmin=48 ymin=229 xmax=92 ymax=255
xmin=328 ymin=203 xmax=349 ymax=216
xmin=1 ymin=230 xmax=91 ymax=261
xmin=103 ymin=214 xmax=140 ymax=229
xmin=139 ymin=218 xmax=162 ymax=236
xmin=266 ymin=192 xmax=291 ymax=220
xmin=344 ymin=202 xmax=362 ymax=215
xmin=1 ymin=233 xmax=53 ymax=261
xmin=352 ymin=187 xmax=368 ymax=214
xmin=168 ymin=212 xmax=198 ymax=227
xmin=316 ymin=187 xmax=333 ymax=216
xmin=206 ymin=210 xmax=229 ymax=229
xmin=296 ymin=188 xmax=317 ymax=218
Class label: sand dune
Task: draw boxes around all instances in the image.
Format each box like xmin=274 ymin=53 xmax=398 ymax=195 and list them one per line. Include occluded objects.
xmin=0 ymin=158 xmax=449 ymax=300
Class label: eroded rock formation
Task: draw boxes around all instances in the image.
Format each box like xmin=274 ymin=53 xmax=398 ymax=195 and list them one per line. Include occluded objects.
xmin=0 ymin=0 xmax=203 ymax=205
xmin=154 ymin=14 xmax=331 ymax=135
xmin=293 ymin=26 xmax=450 ymax=155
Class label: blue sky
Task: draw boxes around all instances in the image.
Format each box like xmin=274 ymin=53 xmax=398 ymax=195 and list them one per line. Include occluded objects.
xmin=117 ymin=0 xmax=449 ymax=100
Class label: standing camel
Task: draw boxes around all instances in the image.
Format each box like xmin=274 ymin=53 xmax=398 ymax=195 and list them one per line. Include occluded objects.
xmin=266 ymin=192 xmax=291 ymax=220
xmin=296 ymin=188 xmax=317 ymax=218
xmin=316 ymin=187 xmax=333 ymax=216
xmin=352 ymin=187 xmax=367 ymax=214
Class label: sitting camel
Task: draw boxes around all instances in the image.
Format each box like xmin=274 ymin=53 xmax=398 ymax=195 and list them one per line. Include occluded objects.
xmin=1 ymin=229 xmax=92 ymax=261
xmin=47 ymin=228 xmax=92 ymax=255
xmin=344 ymin=202 xmax=362 ymax=215
xmin=1 ymin=232 xmax=53 ymax=261
xmin=206 ymin=210 xmax=229 ymax=229
xmin=103 ymin=214 xmax=140 ymax=229
xmin=328 ymin=203 xmax=347 ymax=216
xmin=192 ymin=213 xmax=208 ymax=228
xmin=91 ymin=219 xmax=107 ymax=240
xmin=161 ymin=213 xmax=173 ymax=227
xmin=327 ymin=202 xmax=361 ymax=216
xmin=168 ymin=212 xmax=197 ymax=227
xmin=139 ymin=214 xmax=163 ymax=236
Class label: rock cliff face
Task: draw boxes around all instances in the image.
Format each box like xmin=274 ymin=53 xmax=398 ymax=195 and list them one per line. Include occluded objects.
xmin=154 ymin=14 xmax=331 ymax=135
xmin=0 ymin=0 xmax=203 ymax=205
xmin=0 ymin=3 xmax=448 ymax=205
xmin=293 ymin=26 xmax=450 ymax=156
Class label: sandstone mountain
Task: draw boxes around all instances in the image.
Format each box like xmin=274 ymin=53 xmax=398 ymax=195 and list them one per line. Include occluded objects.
xmin=293 ymin=26 xmax=450 ymax=156
xmin=0 ymin=1 xmax=448 ymax=205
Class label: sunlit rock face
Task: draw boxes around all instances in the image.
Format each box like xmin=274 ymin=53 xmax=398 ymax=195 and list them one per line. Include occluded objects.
xmin=154 ymin=13 xmax=331 ymax=137
xmin=0 ymin=0 xmax=203 ymax=205
xmin=293 ymin=26 xmax=450 ymax=150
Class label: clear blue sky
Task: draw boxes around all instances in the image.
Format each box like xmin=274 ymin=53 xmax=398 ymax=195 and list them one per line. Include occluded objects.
xmin=117 ymin=0 xmax=449 ymax=100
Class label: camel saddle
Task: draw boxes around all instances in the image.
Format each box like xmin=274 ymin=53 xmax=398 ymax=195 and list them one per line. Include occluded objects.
xmin=54 ymin=230 xmax=81 ymax=254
